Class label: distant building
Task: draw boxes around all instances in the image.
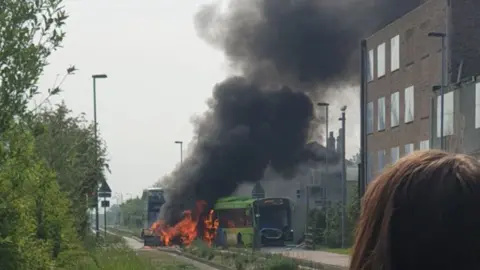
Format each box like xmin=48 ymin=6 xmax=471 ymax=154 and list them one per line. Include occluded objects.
xmin=233 ymin=131 xmax=358 ymax=243
xmin=363 ymin=0 xmax=480 ymax=184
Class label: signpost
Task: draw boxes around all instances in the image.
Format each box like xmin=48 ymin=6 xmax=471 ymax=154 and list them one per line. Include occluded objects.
xmin=98 ymin=181 xmax=112 ymax=240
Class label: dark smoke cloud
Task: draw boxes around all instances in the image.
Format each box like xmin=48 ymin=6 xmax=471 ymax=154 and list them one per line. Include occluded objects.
xmin=195 ymin=0 xmax=423 ymax=89
xmin=161 ymin=0 xmax=423 ymax=224
xmin=162 ymin=77 xmax=312 ymax=223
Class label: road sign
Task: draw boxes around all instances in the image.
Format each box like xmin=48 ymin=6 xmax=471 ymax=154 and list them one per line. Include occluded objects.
xmin=99 ymin=181 xmax=112 ymax=193
xmin=98 ymin=192 xmax=111 ymax=198
xmin=101 ymin=200 xmax=110 ymax=207
xmin=98 ymin=181 xmax=112 ymax=198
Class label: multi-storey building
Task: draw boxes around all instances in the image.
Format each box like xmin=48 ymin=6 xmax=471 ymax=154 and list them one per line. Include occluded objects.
xmin=430 ymin=76 xmax=480 ymax=159
xmin=362 ymin=0 xmax=480 ymax=183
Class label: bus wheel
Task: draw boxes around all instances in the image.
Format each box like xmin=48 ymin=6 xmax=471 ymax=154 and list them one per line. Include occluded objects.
xmin=236 ymin=233 xmax=244 ymax=247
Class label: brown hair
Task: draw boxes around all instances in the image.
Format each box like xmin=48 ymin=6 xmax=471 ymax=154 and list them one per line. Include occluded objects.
xmin=350 ymin=150 xmax=480 ymax=270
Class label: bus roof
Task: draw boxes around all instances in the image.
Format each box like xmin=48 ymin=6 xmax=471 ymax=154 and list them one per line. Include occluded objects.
xmin=146 ymin=187 xmax=163 ymax=191
xmin=214 ymin=196 xmax=256 ymax=210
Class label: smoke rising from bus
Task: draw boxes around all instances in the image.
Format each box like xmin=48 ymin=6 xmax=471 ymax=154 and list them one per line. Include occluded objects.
xmin=160 ymin=0 xmax=423 ymax=225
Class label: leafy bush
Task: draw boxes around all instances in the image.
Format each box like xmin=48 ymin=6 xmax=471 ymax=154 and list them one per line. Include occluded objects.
xmin=0 ymin=124 xmax=81 ymax=269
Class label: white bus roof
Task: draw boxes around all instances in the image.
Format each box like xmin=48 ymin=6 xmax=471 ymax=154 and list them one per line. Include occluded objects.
xmin=146 ymin=187 xmax=163 ymax=191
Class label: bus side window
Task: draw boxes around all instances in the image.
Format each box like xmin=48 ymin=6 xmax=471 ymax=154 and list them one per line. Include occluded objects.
xmin=245 ymin=210 xmax=253 ymax=226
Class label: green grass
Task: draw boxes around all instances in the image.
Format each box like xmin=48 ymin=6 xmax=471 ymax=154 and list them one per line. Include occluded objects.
xmin=138 ymin=250 xmax=197 ymax=269
xmin=59 ymin=231 xmax=197 ymax=269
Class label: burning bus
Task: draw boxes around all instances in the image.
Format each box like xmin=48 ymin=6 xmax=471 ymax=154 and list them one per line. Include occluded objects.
xmin=143 ymin=195 xmax=293 ymax=247
xmin=141 ymin=187 xmax=165 ymax=246
xmin=214 ymin=196 xmax=294 ymax=247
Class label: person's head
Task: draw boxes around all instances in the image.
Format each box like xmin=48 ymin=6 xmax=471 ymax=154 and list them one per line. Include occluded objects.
xmin=350 ymin=150 xmax=480 ymax=270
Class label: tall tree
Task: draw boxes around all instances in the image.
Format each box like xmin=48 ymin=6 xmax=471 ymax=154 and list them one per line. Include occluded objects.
xmin=0 ymin=1 xmax=97 ymax=268
xmin=0 ymin=0 xmax=68 ymax=130
xmin=32 ymin=103 xmax=109 ymax=237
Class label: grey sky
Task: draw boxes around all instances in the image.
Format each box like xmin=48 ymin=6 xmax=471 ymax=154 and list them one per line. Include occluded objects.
xmin=38 ymin=0 xmax=226 ymax=202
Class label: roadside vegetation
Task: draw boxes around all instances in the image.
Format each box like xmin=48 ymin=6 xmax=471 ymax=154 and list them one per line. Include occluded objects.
xmin=0 ymin=1 xmax=183 ymax=269
xmin=305 ymin=184 xmax=360 ymax=253
xmin=62 ymin=233 xmax=196 ymax=269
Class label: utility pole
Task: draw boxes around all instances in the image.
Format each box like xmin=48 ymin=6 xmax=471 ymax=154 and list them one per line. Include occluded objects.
xmin=104 ymin=196 xmax=107 ymax=239
xmin=339 ymin=106 xmax=347 ymax=248
xmin=428 ymin=32 xmax=447 ymax=150
xmin=359 ymin=39 xmax=367 ymax=198
xmin=175 ymin=141 xmax=183 ymax=164
xmin=92 ymin=74 xmax=107 ymax=239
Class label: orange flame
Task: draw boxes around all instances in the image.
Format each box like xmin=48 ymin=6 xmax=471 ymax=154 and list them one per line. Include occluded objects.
xmin=203 ymin=209 xmax=220 ymax=246
xmin=149 ymin=200 xmax=219 ymax=246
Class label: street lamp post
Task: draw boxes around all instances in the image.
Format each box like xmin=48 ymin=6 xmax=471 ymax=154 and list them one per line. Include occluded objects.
xmin=92 ymin=73 xmax=107 ymax=239
xmin=175 ymin=141 xmax=183 ymax=164
xmin=339 ymin=106 xmax=347 ymax=248
xmin=428 ymin=32 xmax=447 ymax=150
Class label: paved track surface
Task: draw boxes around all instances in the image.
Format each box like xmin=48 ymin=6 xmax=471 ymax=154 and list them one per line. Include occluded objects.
xmin=262 ymin=246 xmax=350 ymax=267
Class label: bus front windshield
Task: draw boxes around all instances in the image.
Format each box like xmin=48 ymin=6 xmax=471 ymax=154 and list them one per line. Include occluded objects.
xmin=258 ymin=204 xmax=289 ymax=229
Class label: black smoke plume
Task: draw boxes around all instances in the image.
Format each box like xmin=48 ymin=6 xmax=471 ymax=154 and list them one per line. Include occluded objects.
xmin=161 ymin=0 xmax=423 ymax=224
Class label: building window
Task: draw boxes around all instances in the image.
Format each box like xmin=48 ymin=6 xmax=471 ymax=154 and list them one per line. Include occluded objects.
xmin=390 ymin=35 xmax=400 ymax=71
xmin=378 ymin=149 xmax=386 ymax=172
xmin=419 ymin=140 xmax=429 ymax=150
xmin=405 ymin=86 xmax=414 ymax=123
xmin=378 ymin=97 xmax=385 ymax=131
xmin=476 ymin=83 xmax=480 ymax=128
xmin=391 ymin=91 xmax=399 ymax=127
xmin=368 ymin=49 xmax=374 ymax=81
xmin=367 ymin=102 xmax=374 ymax=134
xmin=404 ymin=143 xmax=414 ymax=156
xmin=437 ymin=91 xmax=454 ymax=137
xmin=377 ymin=43 xmax=386 ymax=77
xmin=391 ymin=147 xmax=399 ymax=164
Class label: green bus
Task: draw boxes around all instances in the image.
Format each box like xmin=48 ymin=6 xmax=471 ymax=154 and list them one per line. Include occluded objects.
xmin=141 ymin=188 xmax=165 ymax=246
xmin=213 ymin=196 xmax=293 ymax=247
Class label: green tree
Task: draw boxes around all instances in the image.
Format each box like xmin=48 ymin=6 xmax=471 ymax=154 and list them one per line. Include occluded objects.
xmin=32 ymin=103 xmax=109 ymax=238
xmin=307 ymin=208 xmax=327 ymax=245
xmin=0 ymin=0 xmax=68 ymax=130
xmin=323 ymin=202 xmax=342 ymax=248
xmin=119 ymin=198 xmax=145 ymax=229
